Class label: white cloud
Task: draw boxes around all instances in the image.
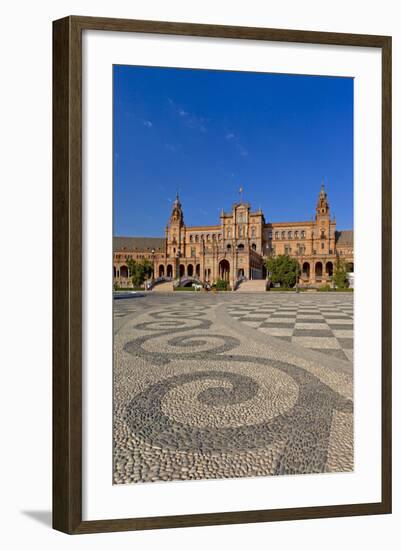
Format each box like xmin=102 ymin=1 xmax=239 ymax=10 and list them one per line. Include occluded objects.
xmin=143 ymin=120 xmax=153 ymax=128
xmin=165 ymin=143 xmax=179 ymax=152
xmin=225 ymin=130 xmax=249 ymax=157
xmin=168 ymin=98 xmax=208 ymax=133
xmin=237 ymin=145 xmax=248 ymax=157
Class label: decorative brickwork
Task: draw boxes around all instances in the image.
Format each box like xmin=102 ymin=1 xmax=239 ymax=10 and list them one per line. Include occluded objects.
xmin=114 ymin=185 xmax=353 ymax=288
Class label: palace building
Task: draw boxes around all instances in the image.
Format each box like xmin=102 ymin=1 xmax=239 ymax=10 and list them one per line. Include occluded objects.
xmin=113 ymin=184 xmax=354 ymax=289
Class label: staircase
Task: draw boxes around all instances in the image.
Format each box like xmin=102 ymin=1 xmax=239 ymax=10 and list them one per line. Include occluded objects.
xmin=235 ymin=279 xmax=266 ymax=292
xmin=152 ymin=281 xmax=174 ymax=292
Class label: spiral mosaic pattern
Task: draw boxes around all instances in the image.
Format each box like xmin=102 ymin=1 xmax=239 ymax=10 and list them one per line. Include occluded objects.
xmin=114 ymin=293 xmax=354 ymax=484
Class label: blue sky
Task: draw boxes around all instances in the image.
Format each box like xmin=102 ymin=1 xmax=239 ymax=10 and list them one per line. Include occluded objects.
xmin=113 ymin=65 xmax=353 ymax=236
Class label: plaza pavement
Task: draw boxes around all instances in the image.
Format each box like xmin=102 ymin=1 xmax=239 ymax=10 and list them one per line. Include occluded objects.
xmin=113 ymin=292 xmax=353 ymax=484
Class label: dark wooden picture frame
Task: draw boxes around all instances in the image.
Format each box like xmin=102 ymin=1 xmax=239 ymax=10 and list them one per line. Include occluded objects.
xmin=53 ymin=15 xmax=392 ymax=534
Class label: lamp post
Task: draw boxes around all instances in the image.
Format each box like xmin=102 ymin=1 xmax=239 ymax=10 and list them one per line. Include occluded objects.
xmin=151 ymin=248 xmax=155 ymax=280
xmin=176 ymin=250 xmax=181 ymax=287
xmin=295 ymin=263 xmax=300 ymax=293
xmin=233 ymin=244 xmax=239 ymax=291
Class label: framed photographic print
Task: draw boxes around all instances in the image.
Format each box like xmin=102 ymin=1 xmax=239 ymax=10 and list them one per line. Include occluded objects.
xmin=53 ymin=16 xmax=392 ymax=534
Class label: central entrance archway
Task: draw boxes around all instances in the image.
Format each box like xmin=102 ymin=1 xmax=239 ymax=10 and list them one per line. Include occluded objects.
xmin=219 ymin=259 xmax=230 ymax=281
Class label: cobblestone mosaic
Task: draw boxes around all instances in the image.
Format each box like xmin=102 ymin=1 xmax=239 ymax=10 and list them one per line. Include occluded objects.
xmin=114 ymin=293 xmax=354 ymax=484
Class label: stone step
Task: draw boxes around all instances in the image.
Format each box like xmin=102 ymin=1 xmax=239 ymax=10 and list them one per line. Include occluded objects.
xmin=236 ymin=280 xmax=266 ymax=292
xmin=152 ymin=281 xmax=174 ymax=292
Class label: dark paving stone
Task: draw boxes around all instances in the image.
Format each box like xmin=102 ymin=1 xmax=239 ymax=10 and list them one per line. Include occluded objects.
xmin=337 ymin=338 xmax=354 ymax=349
xmin=295 ymin=317 xmax=325 ymax=323
xmin=292 ymin=329 xmax=334 ymax=338
xmin=269 ymin=313 xmax=296 ymax=321
xmin=322 ymin=314 xmax=350 ymax=319
xmin=311 ymin=348 xmax=349 ymax=361
xmin=260 ymin=322 xmax=295 ymax=329
xmin=329 ymin=324 xmax=354 ymax=331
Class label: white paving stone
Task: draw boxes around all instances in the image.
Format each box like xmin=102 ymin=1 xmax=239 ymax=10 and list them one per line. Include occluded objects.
xmin=294 ymin=323 xmax=329 ymax=330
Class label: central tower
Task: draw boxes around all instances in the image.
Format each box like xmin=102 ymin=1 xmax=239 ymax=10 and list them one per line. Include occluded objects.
xmin=166 ymin=193 xmax=185 ymax=266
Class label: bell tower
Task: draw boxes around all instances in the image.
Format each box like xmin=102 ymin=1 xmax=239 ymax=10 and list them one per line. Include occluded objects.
xmin=170 ymin=193 xmax=184 ymax=226
xmin=316 ymin=182 xmax=330 ymax=219
xmin=167 ymin=193 xmax=185 ymax=259
xmin=315 ymin=182 xmax=333 ymax=255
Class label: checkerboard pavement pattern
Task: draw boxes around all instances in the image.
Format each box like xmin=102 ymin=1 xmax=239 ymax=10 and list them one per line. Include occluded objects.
xmin=226 ymin=298 xmax=353 ymax=362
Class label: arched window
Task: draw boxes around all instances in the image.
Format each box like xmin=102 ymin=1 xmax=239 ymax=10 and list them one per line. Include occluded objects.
xmin=251 ymin=226 xmax=256 ymax=238
xmin=301 ymin=230 xmax=305 ymax=239
xmin=227 ymin=228 xmax=231 ymax=238
xmin=206 ymin=234 xmax=210 ymax=241
xmin=227 ymin=244 xmax=232 ymax=251
xmin=294 ymin=230 xmax=298 ymax=239
xmin=237 ymin=243 xmax=244 ymax=251
xmin=288 ymin=231 xmax=292 ymax=239
xmin=281 ymin=231 xmax=285 ymax=239
xmin=275 ymin=231 xmax=279 ymax=239
xmin=326 ymin=262 xmax=333 ymax=276
xmin=189 ymin=235 xmax=193 ymax=242
xmin=195 ymin=235 xmax=199 ymax=243
xmin=268 ymin=231 xmax=273 ymax=239
xmin=251 ymin=243 xmax=257 ymax=251
xmin=302 ymin=262 xmax=310 ymax=278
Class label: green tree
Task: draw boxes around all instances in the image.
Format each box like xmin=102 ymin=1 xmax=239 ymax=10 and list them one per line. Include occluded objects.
xmin=126 ymin=258 xmax=153 ymax=287
xmin=332 ymin=258 xmax=349 ymax=289
xmin=265 ymin=255 xmax=300 ymax=288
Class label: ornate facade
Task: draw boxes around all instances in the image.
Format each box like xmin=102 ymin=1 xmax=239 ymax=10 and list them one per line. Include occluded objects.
xmin=114 ymin=185 xmax=354 ymax=288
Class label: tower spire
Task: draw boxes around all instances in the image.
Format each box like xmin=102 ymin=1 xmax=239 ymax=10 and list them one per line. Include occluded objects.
xmin=316 ymin=180 xmax=329 ymax=218
xmin=170 ymin=191 xmax=184 ymax=225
